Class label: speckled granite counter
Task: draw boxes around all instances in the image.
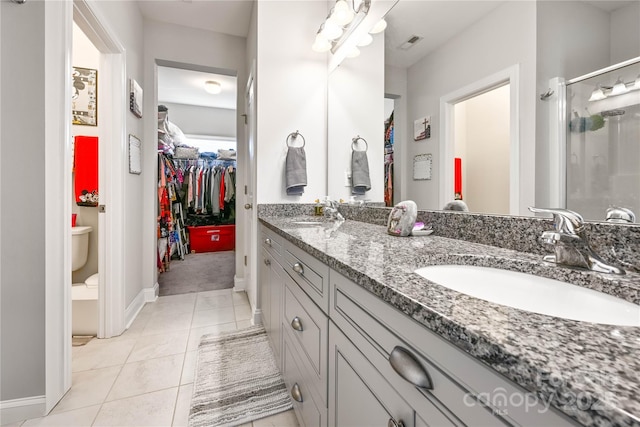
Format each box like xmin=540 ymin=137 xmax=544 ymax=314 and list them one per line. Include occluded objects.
xmin=259 ymin=215 xmax=640 ymax=427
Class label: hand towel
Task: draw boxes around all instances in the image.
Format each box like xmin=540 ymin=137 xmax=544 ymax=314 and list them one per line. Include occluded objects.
xmin=74 ymin=136 xmax=99 ymax=207
xmin=286 ymin=146 xmax=307 ymax=196
xmin=351 ymin=150 xmax=371 ymax=195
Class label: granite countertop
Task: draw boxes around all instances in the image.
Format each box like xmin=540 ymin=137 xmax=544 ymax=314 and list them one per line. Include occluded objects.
xmin=259 ymin=215 xmax=640 ymax=427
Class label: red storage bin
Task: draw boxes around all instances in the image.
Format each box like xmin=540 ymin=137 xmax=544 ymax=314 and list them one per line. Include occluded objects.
xmin=187 ymin=225 xmax=235 ymax=253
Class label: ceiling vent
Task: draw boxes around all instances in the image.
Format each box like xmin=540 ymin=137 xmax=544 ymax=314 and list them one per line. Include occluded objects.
xmin=398 ymin=35 xmax=423 ymax=51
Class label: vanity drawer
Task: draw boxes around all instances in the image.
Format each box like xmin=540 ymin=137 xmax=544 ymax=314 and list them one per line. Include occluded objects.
xmin=330 ymin=270 xmax=577 ymax=427
xmin=283 ymin=328 xmax=327 ymax=427
xmin=284 ymin=240 xmax=330 ymax=313
xmin=283 ymin=270 xmax=328 ymax=406
xmin=260 ymin=226 xmax=282 ymax=261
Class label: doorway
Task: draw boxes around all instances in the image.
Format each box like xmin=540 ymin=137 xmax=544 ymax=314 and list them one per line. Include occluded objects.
xmin=156 ymin=65 xmax=239 ymax=297
xmin=440 ymin=65 xmax=520 ymax=215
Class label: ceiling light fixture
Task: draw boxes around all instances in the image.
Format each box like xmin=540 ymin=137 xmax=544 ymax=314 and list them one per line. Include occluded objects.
xmin=204 ymin=80 xmax=222 ymax=94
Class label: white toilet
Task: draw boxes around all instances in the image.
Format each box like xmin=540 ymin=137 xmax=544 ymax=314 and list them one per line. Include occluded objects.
xmin=71 ymin=225 xmax=98 ymax=336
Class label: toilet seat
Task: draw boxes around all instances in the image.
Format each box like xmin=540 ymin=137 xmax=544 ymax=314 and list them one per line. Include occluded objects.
xmin=85 ymin=273 xmax=99 ymax=289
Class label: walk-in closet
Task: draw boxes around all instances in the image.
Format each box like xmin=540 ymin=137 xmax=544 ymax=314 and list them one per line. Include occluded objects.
xmin=156 ymin=66 xmax=238 ymax=296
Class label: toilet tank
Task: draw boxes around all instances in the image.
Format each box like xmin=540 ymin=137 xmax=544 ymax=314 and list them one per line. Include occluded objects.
xmin=72 ymin=226 xmax=93 ymax=271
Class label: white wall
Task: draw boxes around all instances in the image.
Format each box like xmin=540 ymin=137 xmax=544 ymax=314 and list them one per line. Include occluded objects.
xmin=143 ymin=19 xmax=247 ymax=300
xmin=161 ymin=102 xmax=236 ymax=138
xmin=255 ymin=1 xmax=327 ymax=203
xmin=535 ymin=1 xmax=610 ymax=209
xmin=328 ymin=35 xmax=384 ymax=202
xmin=610 ymin=2 xmax=640 ymax=64
xmin=72 ymin=22 xmax=100 ymax=285
xmin=400 ymin=1 xmax=536 ymax=213
xmin=88 ymin=0 xmax=145 ymax=311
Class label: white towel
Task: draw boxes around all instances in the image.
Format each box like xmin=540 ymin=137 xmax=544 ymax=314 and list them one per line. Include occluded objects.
xmin=286 ymin=146 xmax=307 ymax=196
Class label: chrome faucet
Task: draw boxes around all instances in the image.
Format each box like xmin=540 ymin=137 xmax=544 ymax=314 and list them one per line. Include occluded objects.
xmin=529 ymin=207 xmax=625 ymax=275
xmin=324 ymin=198 xmax=345 ymax=222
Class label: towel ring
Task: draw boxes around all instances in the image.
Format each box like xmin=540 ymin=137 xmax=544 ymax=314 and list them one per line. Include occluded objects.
xmin=286 ymin=131 xmax=306 ymax=148
xmin=352 ymin=136 xmax=368 ymax=152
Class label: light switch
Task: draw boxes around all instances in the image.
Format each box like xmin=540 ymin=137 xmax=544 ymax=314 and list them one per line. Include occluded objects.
xmin=344 ymin=171 xmax=352 ymax=187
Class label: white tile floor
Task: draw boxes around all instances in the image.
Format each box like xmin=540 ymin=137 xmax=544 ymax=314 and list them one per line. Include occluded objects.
xmin=9 ymin=289 xmax=299 ymax=427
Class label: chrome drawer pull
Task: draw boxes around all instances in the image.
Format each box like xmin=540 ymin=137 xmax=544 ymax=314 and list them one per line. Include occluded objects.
xmin=292 ymin=262 xmax=304 ymax=274
xmin=388 ymin=418 xmax=405 ymax=427
xmin=264 ymin=238 xmax=272 ymax=246
xmin=291 ymin=316 xmax=304 ymax=332
xmin=291 ymin=383 xmax=303 ymax=402
xmin=389 ymin=346 xmax=433 ymax=390
xmin=263 ymin=258 xmax=271 ymax=266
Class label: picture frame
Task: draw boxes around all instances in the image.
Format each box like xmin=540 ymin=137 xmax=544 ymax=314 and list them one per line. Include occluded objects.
xmin=413 ymin=153 xmax=432 ymax=180
xmin=129 ymin=134 xmax=142 ymax=175
xmin=413 ymin=116 xmax=431 ymax=141
xmin=129 ymin=78 xmax=143 ymax=118
xmin=72 ymin=67 xmax=97 ymax=126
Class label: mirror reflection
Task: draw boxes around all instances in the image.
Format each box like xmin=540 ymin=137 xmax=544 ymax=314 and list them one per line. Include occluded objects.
xmin=327 ymin=0 xmax=640 ymax=222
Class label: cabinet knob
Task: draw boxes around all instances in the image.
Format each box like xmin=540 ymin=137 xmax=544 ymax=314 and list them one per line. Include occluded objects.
xmin=292 ymin=262 xmax=304 ymax=275
xmin=388 ymin=418 xmax=405 ymax=427
xmin=263 ymin=258 xmax=271 ymax=266
xmin=244 ymin=203 xmax=253 ymax=210
xmin=291 ymin=383 xmax=303 ymax=402
xmin=389 ymin=346 xmax=433 ymax=390
xmin=291 ymin=316 xmax=304 ymax=332
xmin=264 ymin=238 xmax=272 ymax=246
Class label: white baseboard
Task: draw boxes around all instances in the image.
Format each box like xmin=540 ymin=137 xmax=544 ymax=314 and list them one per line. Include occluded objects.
xmin=0 ymin=395 xmax=45 ymax=425
xmin=124 ymin=283 xmax=157 ymax=331
xmin=233 ymin=275 xmax=246 ymax=292
xmin=253 ymin=308 xmax=263 ymax=325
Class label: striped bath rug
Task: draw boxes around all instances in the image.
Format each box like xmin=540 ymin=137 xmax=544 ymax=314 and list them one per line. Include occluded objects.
xmin=189 ymin=325 xmax=293 ymax=427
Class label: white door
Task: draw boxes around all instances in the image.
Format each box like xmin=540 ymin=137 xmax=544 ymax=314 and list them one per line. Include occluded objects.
xmin=244 ymin=71 xmax=258 ymax=319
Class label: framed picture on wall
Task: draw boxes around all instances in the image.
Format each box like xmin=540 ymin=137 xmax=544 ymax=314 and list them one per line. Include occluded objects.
xmin=72 ymin=67 xmax=97 ymax=126
xmin=413 ymin=116 xmax=431 ymax=141
xmin=129 ymin=134 xmax=142 ymax=175
xmin=129 ymin=78 xmax=143 ymax=118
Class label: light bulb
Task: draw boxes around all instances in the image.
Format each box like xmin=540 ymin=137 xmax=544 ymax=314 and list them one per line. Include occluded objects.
xmin=312 ymin=34 xmax=332 ymax=53
xmin=369 ymin=19 xmax=387 ymax=34
xmin=357 ymin=33 xmax=373 ymax=47
xmin=321 ymin=20 xmax=343 ymax=40
xmin=204 ymin=80 xmax=221 ymax=94
xmin=329 ymin=0 xmax=354 ymax=26
xmin=588 ymin=85 xmax=606 ymax=102
xmin=611 ymin=77 xmax=628 ymax=96
xmin=346 ymin=46 xmax=360 ymax=58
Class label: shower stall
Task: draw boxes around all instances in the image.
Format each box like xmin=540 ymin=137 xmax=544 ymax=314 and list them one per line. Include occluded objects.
xmin=562 ymin=57 xmax=640 ymax=222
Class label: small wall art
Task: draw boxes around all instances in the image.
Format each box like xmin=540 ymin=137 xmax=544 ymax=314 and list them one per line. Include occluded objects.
xmin=413 ymin=115 xmax=431 ymax=141
xmin=72 ymin=67 xmax=97 ymax=126
xmin=413 ymin=153 xmax=432 ymax=180
xmin=129 ymin=78 xmax=143 ymax=118
xmin=129 ymin=134 xmax=142 ymax=174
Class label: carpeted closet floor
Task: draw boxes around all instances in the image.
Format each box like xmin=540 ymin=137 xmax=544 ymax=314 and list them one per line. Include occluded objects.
xmin=158 ymin=251 xmax=235 ymax=296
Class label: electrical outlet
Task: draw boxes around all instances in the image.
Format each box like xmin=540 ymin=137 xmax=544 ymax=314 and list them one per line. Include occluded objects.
xmin=344 ymin=171 xmax=352 ymax=187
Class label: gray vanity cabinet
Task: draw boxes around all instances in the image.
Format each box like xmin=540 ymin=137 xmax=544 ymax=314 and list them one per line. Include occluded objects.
xmin=259 ymin=227 xmax=284 ymax=364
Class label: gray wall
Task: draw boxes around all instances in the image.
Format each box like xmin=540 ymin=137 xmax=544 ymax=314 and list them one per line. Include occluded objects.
xmin=161 ymin=102 xmax=237 ymax=137
xmin=1 ymin=0 xmax=46 ymax=400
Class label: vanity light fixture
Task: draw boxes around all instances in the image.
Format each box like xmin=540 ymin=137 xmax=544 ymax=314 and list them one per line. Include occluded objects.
xmin=588 ymin=84 xmax=607 ymax=102
xmin=312 ymin=0 xmax=389 ymax=67
xmin=204 ymin=80 xmax=222 ymax=94
xmin=610 ymin=76 xmax=629 ymax=96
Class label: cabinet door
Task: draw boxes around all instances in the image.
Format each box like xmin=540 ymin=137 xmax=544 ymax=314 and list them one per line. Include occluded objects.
xmin=259 ymin=248 xmax=271 ymax=332
xmin=329 ymin=322 xmax=413 ymax=427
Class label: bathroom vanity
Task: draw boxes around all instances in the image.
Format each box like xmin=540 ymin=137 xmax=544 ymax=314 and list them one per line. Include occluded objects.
xmin=258 ymin=206 xmax=640 ymax=427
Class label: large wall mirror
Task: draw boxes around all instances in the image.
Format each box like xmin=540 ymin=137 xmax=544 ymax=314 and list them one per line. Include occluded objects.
xmin=327 ymin=0 xmax=640 ymax=223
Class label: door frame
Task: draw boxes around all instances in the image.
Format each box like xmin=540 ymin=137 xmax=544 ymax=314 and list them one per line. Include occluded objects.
xmin=439 ymin=65 xmax=520 ymax=214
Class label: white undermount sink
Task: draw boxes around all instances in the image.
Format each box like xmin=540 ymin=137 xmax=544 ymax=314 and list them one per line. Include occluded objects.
xmin=290 ymin=220 xmax=324 ymax=226
xmin=414 ymin=265 xmax=640 ymax=327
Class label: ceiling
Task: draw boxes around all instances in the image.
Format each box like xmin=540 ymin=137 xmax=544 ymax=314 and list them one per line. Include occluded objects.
xmin=140 ymin=0 xmax=638 ymax=106
xmin=157 ymin=66 xmax=237 ymax=110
